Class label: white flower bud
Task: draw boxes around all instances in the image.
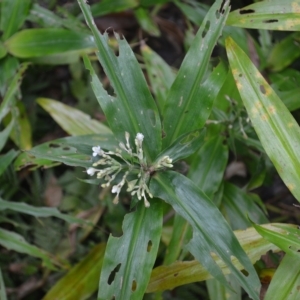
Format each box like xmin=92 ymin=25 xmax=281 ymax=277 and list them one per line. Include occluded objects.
xmin=87 ymin=167 xmax=97 ymax=176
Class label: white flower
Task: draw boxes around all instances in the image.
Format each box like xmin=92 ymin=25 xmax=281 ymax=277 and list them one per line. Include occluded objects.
xmin=112 ymin=184 xmax=121 ymax=194
xmin=136 ymin=133 xmax=144 ymax=141
xmin=87 ymin=167 xmax=97 ymax=176
xmin=92 ymin=146 xmax=102 ymax=157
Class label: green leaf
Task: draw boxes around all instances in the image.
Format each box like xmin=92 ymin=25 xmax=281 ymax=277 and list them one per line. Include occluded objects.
xmin=155 ymin=129 xmax=206 ymax=163
xmin=0 ymin=56 xmax=19 ymax=96
xmin=0 ymin=149 xmax=18 ymax=177
xmin=252 ymin=223 xmax=300 ymax=257
xmin=163 ymin=214 xmax=192 ymax=265
xmin=267 ymin=33 xmax=300 ymax=72
xmin=147 ymin=223 xmax=283 ymax=293
xmin=43 ymin=243 xmax=106 ymax=300
xmin=162 ymin=6 xmax=229 ymax=146
xmin=226 ymin=36 xmax=300 ymax=203
xmin=150 ymin=171 xmax=260 ymax=300
xmin=0 ymin=41 xmax=7 ymax=59
xmin=222 ymin=183 xmax=268 ymax=230
xmin=79 ymin=0 xmax=162 ymax=162
xmin=140 ymin=44 xmax=176 ymax=113
xmin=207 ymin=275 xmax=241 ymax=300
xmin=227 ymin=0 xmax=300 ymax=31
xmin=90 ymin=0 xmax=138 ymax=17
xmin=0 ymin=268 xmax=7 ymax=300
xmin=98 ymin=200 xmax=163 ymax=300
xmin=0 ymin=118 xmax=14 ymax=152
xmin=5 ymin=28 xmax=94 ymax=58
xmin=188 ymin=135 xmax=228 ymax=197
xmin=29 ymin=4 xmax=90 ymax=33
xmin=0 ymin=197 xmax=89 ymax=225
xmin=37 ymin=98 xmax=111 ymax=136
xmin=0 ymin=63 xmax=28 ymax=122
xmin=264 ymin=254 xmax=300 ymax=300
xmin=0 ymin=228 xmax=55 ymax=270
xmin=134 ymin=7 xmax=160 ymax=37
xmin=0 ymin=0 xmax=31 ymax=40
xmin=14 ymin=134 xmax=117 ymax=170
xmin=3 ymin=101 xmax=32 ymax=150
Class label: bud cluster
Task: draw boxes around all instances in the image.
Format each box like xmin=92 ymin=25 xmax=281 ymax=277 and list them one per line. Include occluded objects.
xmin=87 ymin=132 xmax=173 ymax=207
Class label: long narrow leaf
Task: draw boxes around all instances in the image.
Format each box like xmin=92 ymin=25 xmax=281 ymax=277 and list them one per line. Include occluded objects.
xmin=226 ymin=37 xmax=300 ymax=202
xmin=0 ymin=228 xmax=55 ymax=270
xmin=0 ymin=0 xmax=31 ymax=40
xmin=5 ymin=28 xmax=94 ymax=58
xmin=43 ymin=243 xmax=106 ymax=300
xmin=37 ymin=98 xmax=111 ymax=135
xmin=14 ymin=134 xmax=116 ymax=170
xmin=78 ymin=0 xmax=161 ymax=162
xmin=147 ymin=223 xmax=283 ymax=293
xmin=0 ymin=198 xmax=88 ymax=225
xmin=0 ymin=63 xmax=28 ymax=122
xmin=150 ymin=171 xmax=261 ymax=300
xmin=162 ymin=0 xmax=230 ymax=146
xmin=0 ymin=268 xmax=7 ymax=300
xmin=227 ymin=0 xmax=300 ymax=31
xmin=264 ymin=254 xmax=300 ymax=300
xmin=98 ymin=200 xmax=162 ymax=300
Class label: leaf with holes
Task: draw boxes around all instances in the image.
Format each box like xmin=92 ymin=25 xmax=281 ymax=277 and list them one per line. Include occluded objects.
xmin=98 ymin=200 xmax=162 ymax=300
xmin=226 ymin=36 xmax=300 ymax=202
xmin=14 ymin=134 xmax=116 ymax=170
xmin=162 ymin=0 xmax=229 ymax=147
xmin=227 ymin=0 xmax=300 ymax=31
xmin=252 ymin=223 xmax=300 ymax=257
xmin=150 ymin=171 xmax=261 ymax=300
xmin=147 ymin=224 xmax=283 ymax=293
xmin=79 ymin=0 xmax=161 ymax=162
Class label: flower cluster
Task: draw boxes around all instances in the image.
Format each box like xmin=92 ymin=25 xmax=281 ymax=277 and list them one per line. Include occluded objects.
xmin=86 ymin=132 xmax=173 ymax=207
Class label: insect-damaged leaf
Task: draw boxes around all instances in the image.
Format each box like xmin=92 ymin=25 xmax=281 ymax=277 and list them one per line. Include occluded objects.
xmin=226 ymin=37 xmax=300 ymax=203
xmin=78 ymin=0 xmax=161 ymax=162
xmin=150 ymin=171 xmax=261 ymax=300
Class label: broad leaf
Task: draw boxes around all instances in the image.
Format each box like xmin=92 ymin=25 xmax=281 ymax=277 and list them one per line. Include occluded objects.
xmin=0 ymin=118 xmax=14 ymax=152
xmin=5 ymin=28 xmax=94 ymax=58
xmin=98 ymin=200 xmax=162 ymax=300
xmin=226 ymin=37 xmax=300 ymax=202
xmin=43 ymin=243 xmax=106 ymax=300
xmin=162 ymin=0 xmax=229 ymax=146
xmin=264 ymin=254 xmax=300 ymax=300
xmin=37 ymin=98 xmax=111 ymax=136
xmin=150 ymin=171 xmax=261 ymax=300
xmin=147 ymin=223 xmax=283 ymax=293
xmin=78 ymin=0 xmax=161 ymax=162
xmin=227 ymin=0 xmax=300 ymax=31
